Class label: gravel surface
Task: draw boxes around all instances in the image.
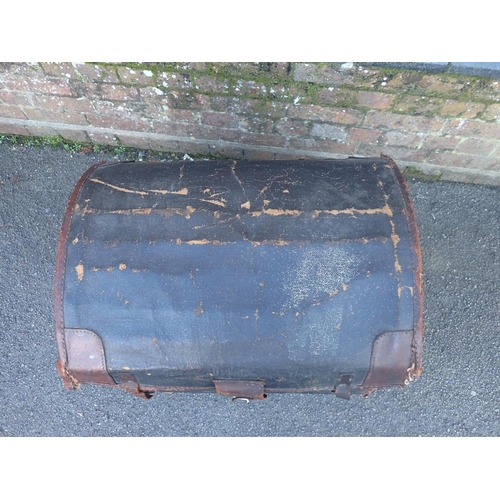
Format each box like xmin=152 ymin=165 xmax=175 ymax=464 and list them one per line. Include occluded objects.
xmin=0 ymin=142 xmax=499 ymax=437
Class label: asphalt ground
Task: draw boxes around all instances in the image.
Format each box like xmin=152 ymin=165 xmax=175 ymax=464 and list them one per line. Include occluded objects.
xmin=0 ymin=142 xmax=499 ymax=438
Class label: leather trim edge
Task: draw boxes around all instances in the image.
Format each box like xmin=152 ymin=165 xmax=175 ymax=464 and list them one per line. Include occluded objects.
xmin=383 ymin=155 xmax=424 ymax=379
xmin=53 ymin=161 xmax=108 ymax=389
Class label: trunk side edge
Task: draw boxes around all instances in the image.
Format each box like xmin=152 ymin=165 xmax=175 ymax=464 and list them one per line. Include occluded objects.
xmin=383 ymin=155 xmax=424 ymax=378
xmin=54 ymin=161 xmax=109 ymax=389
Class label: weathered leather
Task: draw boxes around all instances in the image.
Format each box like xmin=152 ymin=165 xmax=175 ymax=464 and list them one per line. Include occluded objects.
xmin=55 ymin=157 xmax=423 ymax=398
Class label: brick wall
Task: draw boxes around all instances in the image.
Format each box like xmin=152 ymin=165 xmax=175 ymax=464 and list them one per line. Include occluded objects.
xmin=1 ymin=62 xmax=500 ymax=184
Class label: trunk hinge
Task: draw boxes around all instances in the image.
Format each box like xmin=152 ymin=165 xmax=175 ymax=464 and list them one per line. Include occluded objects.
xmin=334 ymin=373 xmax=353 ymax=400
xmin=115 ymin=372 xmax=153 ymax=400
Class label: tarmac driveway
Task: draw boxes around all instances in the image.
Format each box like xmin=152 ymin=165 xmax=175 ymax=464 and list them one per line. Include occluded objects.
xmin=0 ymin=143 xmax=499 ymax=436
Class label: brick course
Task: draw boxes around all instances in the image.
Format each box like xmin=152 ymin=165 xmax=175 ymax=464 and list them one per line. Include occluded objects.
xmin=440 ymin=99 xmax=486 ymax=118
xmin=0 ymin=104 xmax=27 ymax=120
xmin=0 ymin=62 xmax=499 ymax=184
xmin=357 ymin=91 xmax=395 ymax=110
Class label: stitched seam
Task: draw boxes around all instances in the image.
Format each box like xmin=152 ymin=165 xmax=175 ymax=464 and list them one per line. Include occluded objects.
xmin=66 ymin=328 xmax=107 ymax=372
xmin=76 ymin=328 xmax=106 ymax=371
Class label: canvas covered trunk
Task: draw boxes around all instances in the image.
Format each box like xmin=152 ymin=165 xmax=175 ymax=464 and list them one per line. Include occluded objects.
xmin=54 ymin=157 xmax=423 ymax=400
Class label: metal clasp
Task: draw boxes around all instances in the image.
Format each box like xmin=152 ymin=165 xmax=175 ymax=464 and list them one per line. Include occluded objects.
xmin=214 ymin=379 xmax=266 ymax=400
xmin=334 ymin=373 xmax=353 ymax=400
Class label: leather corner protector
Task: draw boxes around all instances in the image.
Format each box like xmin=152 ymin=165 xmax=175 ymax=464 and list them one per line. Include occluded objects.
xmin=64 ymin=328 xmax=116 ymax=386
xmin=362 ymin=330 xmax=416 ymax=389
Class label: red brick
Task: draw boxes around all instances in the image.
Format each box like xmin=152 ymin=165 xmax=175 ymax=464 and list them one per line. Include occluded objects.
xmin=27 ymin=94 xmax=65 ymax=113
xmin=168 ymin=108 xmax=201 ymax=124
xmin=100 ymin=84 xmax=140 ymax=101
xmin=226 ymin=130 xmax=286 ymax=148
xmin=1 ymin=75 xmax=73 ymax=96
xmin=215 ymin=146 xmax=245 ymax=159
xmin=138 ymin=87 xmax=169 ymax=107
xmin=481 ymin=103 xmax=500 ymax=121
xmin=23 ymin=124 xmax=60 ymax=137
xmin=268 ymin=83 xmax=297 ymax=101
xmin=0 ymin=90 xmax=33 ymax=106
xmin=242 ymin=149 xmax=275 ymax=161
xmin=275 ymin=118 xmax=310 ymax=136
xmin=421 ymin=135 xmax=460 ymax=151
xmin=416 ymin=75 xmax=465 ymax=95
xmin=179 ymin=141 xmax=215 ymax=155
xmin=357 ymin=91 xmax=395 ymax=110
xmin=91 ymin=99 xmax=150 ymax=119
xmin=152 ymin=121 xmax=225 ymax=142
xmin=467 ymin=81 xmax=500 ymax=103
xmin=357 ymin=144 xmax=428 ymax=162
xmin=273 ymin=152 xmax=313 ymax=160
xmin=166 ymin=63 xmax=207 ymax=72
xmin=158 ymin=71 xmax=193 ymax=90
xmin=363 ymin=111 xmax=445 ymax=133
xmin=288 ymin=104 xmax=363 ymax=125
xmin=246 ymin=100 xmax=289 ymax=119
xmin=85 ymin=113 xmax=153 ymax=132
xmin=20 ymin=107 xmax=89 ymax=125
xmin=287 ymin=137 xmax=354 ymax=155
xmin=346 ymin=127 xmax=382 ymax=143
xmin=86 ymin=130 xmax=120 ymax=146
xmin=310 ymin=123 xmax=347 ymax=141
xmin=440 ymin=99 xmax=485 ymax=118
xmin=68 ymin=81 xmax=99 ymax=100
xmin=114 ymin=133 xmax=152 ymax=150
xmin=162 ymin=108 xmax=200 ymax=125
xmin=427 ymin=151 xmax=500 ymax=170
xmin=384 ymin=73 xmax=409 ymax=89
xmin=147 ymin=137 xmax=182 ymax=153
xmin=193 ymin=75 xmax=231 ymax=94
xmin=442 ymin=119 xmax=500 ymax=139
xmin=317 ymin=87 xmax=357 ymax=107
xmin=231 ymin=80 xmax=268 ymax=98
xmin=64 ymin=96 xmax=97 ymax=114
xmin=264 ymin=62 xmax=291 ymax=78
xmin=293 ymin=63 xmax=355 ymax=85
xmin=201 ymin=111 xmax=238 ymax=128
xmin=380 ymin=131 xmax=423 ymax=148
xmin=210 ymin=96 xmax=288 ymax=119
xmin=210 ymin=95 xmax=248 ymax=114
xmin=58 ymin=129 xmax=89 ymax=143
xmin=29 ymin=94 xmax=96 ymax=114
xmin=210 ymin=62 xmax=290 ymax=79
xmin=238 ymin=116 xmax=274 ymax=134
xmin=41 ymin=77 xmax=75 ymax=96
xmin=314 ymin=138 xmax=356 ymax=155
xmin=0 ymin=122 xmax=30 ymax=135
xmin=117 ymin=67 xmax=156 ymax=86
xmin=168 ymin=91 xmax=211 ymax=110
xmin=393 ymin=95 xmax=444 ymax=115
xmin=40 ymin=62 xmax=81 ymax=80
xmin=0 ymin=62 xmax=42 ymax=77
xmin=0 ymin=104 xmax=27 ymax=120
xmin=73 ymin=63 xmax=120 ymax=83
xmin=455 ymin=138 xmax=496 ymax=155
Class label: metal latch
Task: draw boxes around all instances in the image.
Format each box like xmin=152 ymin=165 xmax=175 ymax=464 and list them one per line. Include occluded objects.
xmin=334 ymin=373 xmax=353 ymax=400
xmin=114 ymin=372 xmax=153 ymax=400
xmin=214 ymin=380 xmax=266 ymax=400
